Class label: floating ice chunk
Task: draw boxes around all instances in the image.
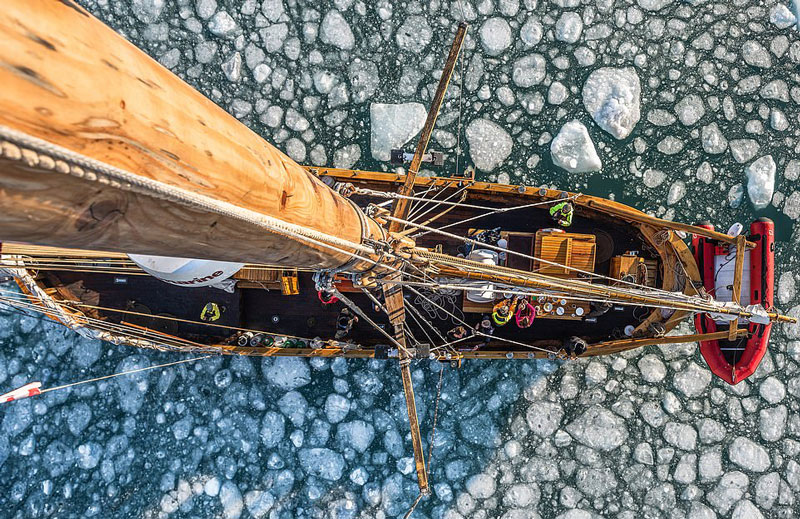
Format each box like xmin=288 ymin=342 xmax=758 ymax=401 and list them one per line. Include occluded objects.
xmin=771 ymin=109 xmax=789 ymax=131
xmin=759 ymin=376 xmax=785 ymax=403
xmin=638 ymin=354 xmax=666 ymax=382
xmin=116 ymin=355 xmax=150 ymax=415
xmin=566 ymin=405 xmax=628 ymax=451
xmin=732 ymin=500 xmax=764 ymax=519
xmin=673 ymin=362 xmax=711 ymax=397
xmin=759 ymin=405 xmax=787 ymax=442
xmin=667 ymin=180 xmax=686 ymax=205
xmin=480 ymin=18 xmax=512 ymax=56
xmin=642 ymin=169 xmax=666 ymax=189
xmin=555 ymin=12 xmax=583 ymax=43
xmin=728 ymin=437 xmax=770 ymax=472
xmin=336 ymin=420 xmax=375 ymax=453
xmin=71 ymin=340 xmax=102 ymax=368
xmin=349 ymin=60 xmax=379 ymax=103
xmin=647 ymin=109 xmax=676 ymax=126
xmin=369 ymin=103 xmax=426 ymax=161
xmin=582 ymin=67 xmax=641 ymax=139
xmin=785 ymin=191 xmax=800 ymax=219
xmin=674 ymin=94 xmax=705 ymax=126
xmin=278 ymin=391 xmax=307 ymax=427
xmin=761 ymin=79 xmax=790 ymax=102
xmin=208 ymin=11 xmax=237 ymax=38
xmin=334 ymin=144 xmax=361 ymax=169
xmin=194 ymin=41 xmax=218 ymax=64
xmin=466 ymin=119 xmax=513 ymax=172
xmin=742 ymin=40 xmax=772 ymax=68
xmin=466 ymin=473 xmax=496 ymax=499
xmin=221 ymin=52 xmax=242 ymax=82
xmin=778 ymin=273 xmax=796 ymax=304
xmin=548 ymin=82 xmax=569 ymax=105
xmin=261 ymin=0 xmax=285 ymax=22
xmin=261 ymin=23 xmax=288 ymax=52
xmin=205 ymin=477 xmax=221 ymax=497
xmin=76 ymin=442 xmax=102 ymax=470
xmin=67 ymin=402 xmax=92 ymax=436
xmin=132 ymin=0 xmax=165 ymax=23
xmin=320 ymin=10 xmax=354 ymax=50
xmin=657 ymin=136 xmax=684 ymax=155
xmin=298 ymin=448 xmax=345 ymax=480
xmin=260 ymin=411 xmax=285 ymax=448
xmin=525 ymin=401 xmax=563 ymax=436
xmin=220 ymin=481 xmax=243 ymax=519
xmin=550 ymin=120 xmax=601 ymax=173
xmin=728 ymin=184 xmax=745 ymax=208
xmin=284 ymin=138 xmax=306 ymax=162
xmin=324 ymin=394 xmax=350 ymax=423
xmin=637 ymin=0 xmax=673 ymax=10
xmin=729 ymin=139 xmax=760 ymax=163
xmin=663 ymin=422 xmax=697 ymax=450
xmin=701 ymin=122 xmax=727 ymax=154
xmin=520 ymin=17 xmax=543 ymax=47
xmin=263 ymin=357 xmax=310 ymax=390
xmin=746 ymin=155 xmax=776 ymax=210
xmin=512 ymin=54 xmax=547 ymax=88
xmin=196 ymin=0 xmax=217 ymax=19
xmin=244 ymin=490 xmax=274 ymax=518
xmin=771 ymin=5 xmax=797 ymax=28
xmin=396 ymin=15 xmax=431 ymax=53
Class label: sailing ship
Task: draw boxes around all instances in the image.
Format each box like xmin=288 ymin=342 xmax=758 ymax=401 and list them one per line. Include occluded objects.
xmin=0 ymin=0 xmax=795 ymax=500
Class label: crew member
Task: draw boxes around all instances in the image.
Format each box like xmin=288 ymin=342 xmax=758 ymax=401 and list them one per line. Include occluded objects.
xmin=200 ymin=302 xmax=222 ymax=322
xmin=474 ymin=315 xmax=495 ymax=348
xmin=549 ymin=201 xmax=574 ymax=227
xmin=447 ymin=325 xmax=470 ymax=341
xmin=492 ymin=299 xmax=515 ymax=326
xmin=335 ymin=308 xmax=358 ymax=339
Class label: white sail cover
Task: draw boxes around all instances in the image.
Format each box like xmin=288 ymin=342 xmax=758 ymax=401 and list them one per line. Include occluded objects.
xmin=128 ymin=254 xmax=244 ymax=289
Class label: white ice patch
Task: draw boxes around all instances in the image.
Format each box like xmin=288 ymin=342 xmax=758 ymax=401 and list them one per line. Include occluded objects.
xmin=298 ymin=448 xmax=345 ymax=480
xmin=512 ymin=54 xmax=547 ymax=88
xmin=674 ymin=94 xmax=705 ymax=126
xmin=320 ymin=10 xmax=354 ymax=50
xmin=555 ymin=12 xmax=583 ymax=43
xmin=466 ymin=119 xmax=513 ymax=171
xmin=208 ymin=11 xmax=238 ymax=38
xmin=219 ymin=481 xmax=244 ymax=519
xmin=263 ymin=357 xmax=310 ymax=390
xmin=550 ymin=120 xmax=602 ymax=173
xmin=771 ymin=4 xmax=797 ymax=28
xmin=746 ymin=155 xmax=776 ymax=209
xmin=132 ymin=0 xmax=165 ymax=23
xmin=324 ymin=394 xmax=350 ymax=423
xmin=369 ymin=103 xmax=426 ymax=161
xmin=582 ymin=67 xmax=641 ymax=139
xmin=480 ymin=18 xmax=512 ymax=56
xmin=115 ymin=355 xmax=150 ymax=415
xmin=701 ymin=122 xmax=728 ymax=154
xmin=336 ymin=420 xmax=375 ymax=453
xmin=728 ymin=436 xmax=771 ymax=472
xmin=566 ymin=405 xmax=628 ymax=451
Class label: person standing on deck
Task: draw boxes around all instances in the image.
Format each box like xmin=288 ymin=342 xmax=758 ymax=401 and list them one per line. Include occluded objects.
xmin=335 ymin=308 xmax=358 ymax=339
xmin=549 ymin=201 xmax=574 ymax=227
xmin=474 ymin=315 xmax=495 ymax=349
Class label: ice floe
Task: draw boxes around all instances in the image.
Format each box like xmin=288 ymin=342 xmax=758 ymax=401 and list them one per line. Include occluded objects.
xmin=550 ymin=120 xmax=602 ymax=173
xmin=582 ymin=67 xmax=641 ymax=139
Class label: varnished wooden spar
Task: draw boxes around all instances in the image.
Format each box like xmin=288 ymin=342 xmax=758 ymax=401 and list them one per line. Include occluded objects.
xmin=0 ymin=0 xmax=383 ymax=270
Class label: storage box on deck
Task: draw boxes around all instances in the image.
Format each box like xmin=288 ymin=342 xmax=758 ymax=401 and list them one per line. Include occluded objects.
xmin=533 ymin=230 xmax=596 ymax=278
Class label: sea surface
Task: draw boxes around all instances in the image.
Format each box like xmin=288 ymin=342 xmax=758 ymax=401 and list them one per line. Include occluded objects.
xmin=2 ymin=0 xmax=800 ymax=517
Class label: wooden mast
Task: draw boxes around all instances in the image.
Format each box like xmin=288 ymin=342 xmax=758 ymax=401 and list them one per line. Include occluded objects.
xmin=382 ymin=23 xmax=468 ymax=495
xmin=0 ymin=0 xmax=384 ymax=270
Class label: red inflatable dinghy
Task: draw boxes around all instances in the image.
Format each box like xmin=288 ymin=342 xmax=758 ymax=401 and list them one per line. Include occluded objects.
xmin=692 ymin=218 xmax=775 ymax=385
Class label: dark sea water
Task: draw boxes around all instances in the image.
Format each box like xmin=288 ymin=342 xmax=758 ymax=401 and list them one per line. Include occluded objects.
xmin=2 ymin=0 xmax=800 ymax=518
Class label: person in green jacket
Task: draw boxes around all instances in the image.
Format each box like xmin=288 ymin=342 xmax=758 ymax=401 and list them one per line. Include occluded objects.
xmin=549 ymin=201 xmax=573 ymax=227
